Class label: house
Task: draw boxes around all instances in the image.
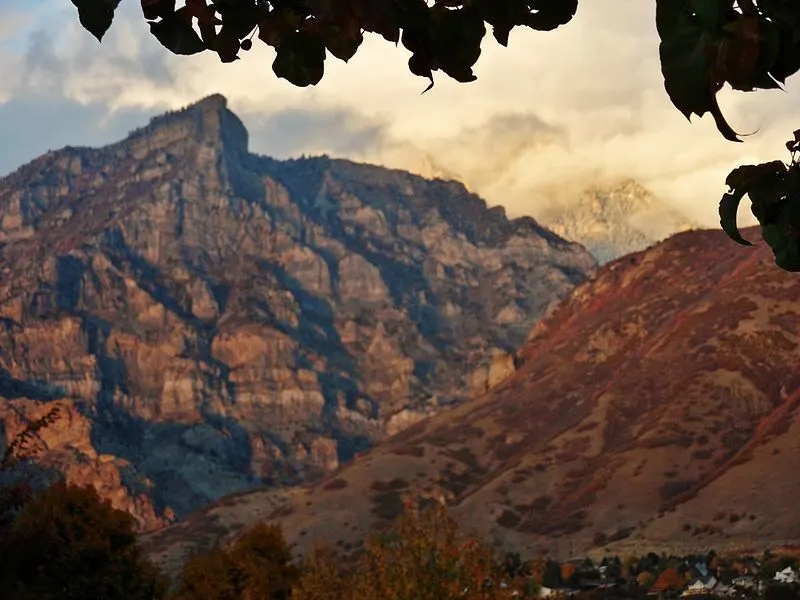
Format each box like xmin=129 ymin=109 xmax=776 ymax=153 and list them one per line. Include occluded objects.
xmin=681 ymin=576 xmax=719 ymax=597
xmin=538 ymin=586 xmax=579 ymax=598
xmin=732 ymin=575 xmax=757 ymax=591
xmin=774 ymin=566 xmax=800 ymax=585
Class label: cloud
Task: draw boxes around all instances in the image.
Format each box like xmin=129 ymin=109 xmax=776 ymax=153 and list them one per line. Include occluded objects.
xmin=0 ymin=95 xmax=153 ymax=176
xmin=2 ymin=0 xmax=800 ymax=228
xmin=244 ymin=107 xmax=392 ymax=160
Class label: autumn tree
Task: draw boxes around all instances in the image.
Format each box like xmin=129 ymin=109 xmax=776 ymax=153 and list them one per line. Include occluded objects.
xmin=290 ymin=546 xmax=352 ymax=600
xmin=293 ymin=500 xmax=527 ymax=599
xmin=637 ymin=571 xmax=655 ymax=589
xmin=349 ymin=500 xmax=518 ymax=600
xmin=0 ymin=481 xmax=168 ymax=600
xmin=173 ymin=522 xmax=299 ymax=600
xmin=652 ymin=567 xmax=685 ymax=592
xmin=561 ymin=562 xmax=580 ymax=587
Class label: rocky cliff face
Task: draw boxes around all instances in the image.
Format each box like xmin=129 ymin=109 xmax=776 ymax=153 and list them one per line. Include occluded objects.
xmin=541 ymin=180 xmax=698 ymax=264
xmin=0 ymin=95 xmax=596 ymax=530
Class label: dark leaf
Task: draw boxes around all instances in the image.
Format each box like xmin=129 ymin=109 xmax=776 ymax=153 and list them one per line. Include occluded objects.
xmin=150 ymin=13 xmax=206 ymax=55
xmin=199 ymin=21 xmax=218 ymax=51
xmin=185 ymin=0 xmax=221 ymax=26
xmin=141 ymin=0 xmax=175 ymax=21
xmin=714 ymin=16 xmax=762 ymax=91
xmin=659 ymin=14 xmax=715 ymax=120
xmin=216 ymin=28 xmax=241 ymax=62
xmin=258 ymin=10 xmax=299 ymax=49
xmin=431 ymin=6 xmax=486 ymax=83
xmin=72 ymin=0 xmax=121 ymax=42
xmin=358 ymin=0 xmax=401 ymax=43
xmin=726 ymin=161 xmax=787 ymax=191
xmin=474 ymin=0 xmax=526 ymax=45
xmin=273 ymin=31 xmax=326 ymax=87
xmin=768 ymin=29 xmax=800 ymax=83
xmin=690 ymin=0 xmax=725 ymax=29
xmin=214 ymin=1 xmax=263 ymax=39
xmin=324 ymin=25 xmax=364 ymax=62
xmin=526 ymin=0 xmax=579 ymax=32
xmin=764 ymin=221 xmax=800 ymax=271
xmin=719 ymin=191 xmax=753 ymax=246
xmin=658 ymin=7 xmax=742 ymax=142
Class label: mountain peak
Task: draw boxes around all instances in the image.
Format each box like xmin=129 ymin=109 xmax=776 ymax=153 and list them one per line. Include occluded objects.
xmin=191 ymin=93 xmax=229 ymax=112
xmin=125 ymin=93 xmax=248 ymax=157
xmin=540 ymin=180 xmax=698 ymax=264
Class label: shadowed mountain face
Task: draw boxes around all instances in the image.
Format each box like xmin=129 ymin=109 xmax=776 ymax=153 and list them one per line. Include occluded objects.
xmin=141 ymin=227 xmax=800 ymax=574
xmin=0 ymin=95 xmax=596 ymax=530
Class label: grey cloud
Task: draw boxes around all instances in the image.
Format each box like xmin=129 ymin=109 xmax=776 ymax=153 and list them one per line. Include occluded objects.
xmin=243 ymin=106 xmax=392 ymax=159
xmin=19 ymin=1 xmax=175 ymax=94
xmin=0 ymin=96 xmax=154 ymax=177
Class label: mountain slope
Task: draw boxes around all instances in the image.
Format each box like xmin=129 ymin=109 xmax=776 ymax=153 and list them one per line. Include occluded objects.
xmin=141 ymin=226 xmax=800 ymax=573
xmin=541 ymin=180 xmax=698 ymax=264
xmin=0 ymin=95 xmax=596 ymax=530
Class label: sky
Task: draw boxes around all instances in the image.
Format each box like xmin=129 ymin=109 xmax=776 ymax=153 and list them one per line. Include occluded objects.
xmin=2 ymin=1 xmax=800 ymax=227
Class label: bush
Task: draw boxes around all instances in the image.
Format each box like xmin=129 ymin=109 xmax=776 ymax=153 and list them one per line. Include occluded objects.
xmin=0 ymin=481 xmax=168 ymax=600
xmin=174 ymin=522 xmax=299 ymax=600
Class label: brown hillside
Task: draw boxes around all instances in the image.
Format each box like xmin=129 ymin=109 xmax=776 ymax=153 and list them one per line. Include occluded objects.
xmin=141 ymin=226 xmax=800 ymax=574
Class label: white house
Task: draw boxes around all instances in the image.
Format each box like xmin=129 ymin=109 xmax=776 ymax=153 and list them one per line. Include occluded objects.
xmin=682 ymin=576 xmax=720 ymax=597
xmin=774 ymin=567 xmax=800 ymax=584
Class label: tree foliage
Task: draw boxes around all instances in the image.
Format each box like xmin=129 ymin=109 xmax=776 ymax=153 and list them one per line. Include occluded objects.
xmin=173 ymin=522 xmax=299 ymax=600
xmin=652 ymin=567 xmax=685 ymax=591
xmin=291 ymin=500 xmax=529 ymax=599
xmin=64 ymin=0 xmax=800 ymax=272
xmin=0 ymin=481 xmax=168 ymax=600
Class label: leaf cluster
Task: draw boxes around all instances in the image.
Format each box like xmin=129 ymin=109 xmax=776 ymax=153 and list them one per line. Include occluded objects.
xmin=657 ymin=0 xmax=800 ymax=142
xmin=73 ymin=0 xmax=577 ymax=88
xmin=649 ymin=0 xmax=800 ymax=269
xmin=720 ymin=130 xmax=800 ymax=270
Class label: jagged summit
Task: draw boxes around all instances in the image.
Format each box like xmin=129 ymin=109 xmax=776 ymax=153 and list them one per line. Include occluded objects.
xmin=123 ymin=92 xmax=249 ymax=158
xmin=193 ymin=93 xmax=229 ymax=111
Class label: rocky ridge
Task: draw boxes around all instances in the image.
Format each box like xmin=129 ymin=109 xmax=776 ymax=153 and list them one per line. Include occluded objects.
xmin=0 ymin=95 xmax=596 ymax=531
xmin=541 ymin=179 xmax=698 ymax=264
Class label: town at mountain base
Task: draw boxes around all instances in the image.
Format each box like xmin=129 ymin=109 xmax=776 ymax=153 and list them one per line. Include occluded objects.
xmin=0 ymin=95 xmax=595 ymax=530
xmin=141 ymin=225 xmax=800 ymax=577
